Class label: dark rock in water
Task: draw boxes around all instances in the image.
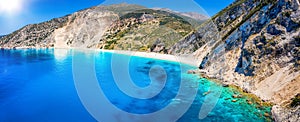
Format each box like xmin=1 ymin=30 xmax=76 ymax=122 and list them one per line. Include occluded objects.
xmin=203 ymin=91 xmax=211 ymax=96
xmin=222 ymin=84 xmax=229 ymax=87
xmin=146 ymin=61 xmax=155 ymax=65
xmin=232 ymin=94 xmax=243 ymax=98
xmin=247 ymin=99 xmax=253 ymax=104
xmin=256 ymin=105 xmax=262 ymax=109
xmin=143 ymin=66 xmax=150 ymax=70
xmin=187 ymin=70 xmax=196 ymax=74
xmin=264 ymin=112 xmax=270 ymax=117
xmin=225 ymin=98 xmax=231 ymax=100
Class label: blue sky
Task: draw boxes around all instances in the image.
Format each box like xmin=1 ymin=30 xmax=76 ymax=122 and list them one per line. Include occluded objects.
xmin=0 ymin=0 xmax=233 ymax=35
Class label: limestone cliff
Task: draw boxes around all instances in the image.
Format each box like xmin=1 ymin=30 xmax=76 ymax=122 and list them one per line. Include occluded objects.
xmin=169 ymin=0 xmax=300 ymax=121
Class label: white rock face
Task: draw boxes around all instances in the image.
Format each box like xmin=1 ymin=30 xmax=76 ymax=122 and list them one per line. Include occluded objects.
xmin=272 ymin=105 xmax=300 ymax=122
xmin=48 ymin=10 xmax=118 ymax=48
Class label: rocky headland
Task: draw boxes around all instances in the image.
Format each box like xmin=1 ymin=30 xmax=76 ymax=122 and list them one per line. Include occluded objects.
xmin=170 ymin=0 xmax=300 ymax=121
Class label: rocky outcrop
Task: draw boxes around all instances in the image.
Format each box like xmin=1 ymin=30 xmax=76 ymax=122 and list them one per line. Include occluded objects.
xmin=46 ymin=8 xmax=119 ymax=48
xmin=272 ymin=105 xmax=300 ymax=122
xmin=168 ymin=21 xmax=219 ymax=54
xmin=170 ymin=0 xmax=300 ymax=121
xmin=150 ymin=39 xmax=166 ymax=53
xmin=0 ymin=16 xmax=69 ymax=48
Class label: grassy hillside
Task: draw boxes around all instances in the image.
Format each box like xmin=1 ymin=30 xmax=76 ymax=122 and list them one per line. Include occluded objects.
xmin=98 ymin=9 xmax=201 ymax=52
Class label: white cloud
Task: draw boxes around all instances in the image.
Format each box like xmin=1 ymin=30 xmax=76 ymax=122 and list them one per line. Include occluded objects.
xmin=0 ymin=0 xmax=24 ymax=16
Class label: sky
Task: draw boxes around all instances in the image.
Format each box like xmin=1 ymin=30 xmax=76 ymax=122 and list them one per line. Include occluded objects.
xmin=0 ymin=0 xmax=234 ymax=35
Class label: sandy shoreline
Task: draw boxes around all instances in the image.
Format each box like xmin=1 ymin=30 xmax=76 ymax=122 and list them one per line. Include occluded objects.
xmin=2 ymin=47 xmax=199 ymax=67
xmin=94 ymin=49 xmax=199 ymax=67
xmin=53 ymin=47 xmax=199 ymax=67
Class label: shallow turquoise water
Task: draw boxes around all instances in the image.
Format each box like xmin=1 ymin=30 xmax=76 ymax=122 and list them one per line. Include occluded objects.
xmin=0 ymin=49 xmax=271 ymax=121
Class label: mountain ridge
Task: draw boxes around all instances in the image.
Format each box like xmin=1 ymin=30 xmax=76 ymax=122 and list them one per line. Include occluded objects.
xmin=0 ymin=4 xmax=205 ymax=51
xmin=152 ymin=8 xmax=210 ymax=21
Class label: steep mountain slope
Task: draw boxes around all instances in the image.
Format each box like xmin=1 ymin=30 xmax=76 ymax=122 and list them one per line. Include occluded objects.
xmin=0 ymin=16 xmax=69 ymax=48
xmin=0 ymin=4 xmax=204 ymax=51
xmin=170 ymin=0 xmax=300 ymax=121
xmin=0 ymin=4 xmax=144 ymax=48
xmin=93 ymin=9 xmax=198 ymax=52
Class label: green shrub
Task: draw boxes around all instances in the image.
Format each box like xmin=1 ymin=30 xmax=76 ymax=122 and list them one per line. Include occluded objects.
xmin=290 ymin=94 xmax=300 ymax=107
xmin=139 ymin=46 xmax=148 ymax=52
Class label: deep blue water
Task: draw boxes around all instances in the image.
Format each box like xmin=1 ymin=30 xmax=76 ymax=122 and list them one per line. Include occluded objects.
xmin=0 ymin=49 xmax=271 ymax=122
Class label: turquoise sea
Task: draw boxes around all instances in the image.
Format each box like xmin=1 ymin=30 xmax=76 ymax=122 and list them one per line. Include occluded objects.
xmin=0 ymin=49 xmax=272 ymax=122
